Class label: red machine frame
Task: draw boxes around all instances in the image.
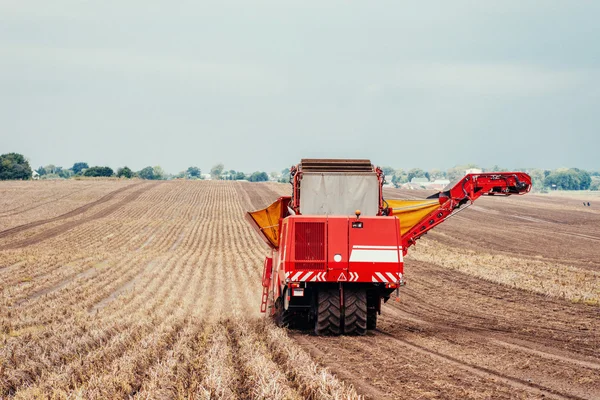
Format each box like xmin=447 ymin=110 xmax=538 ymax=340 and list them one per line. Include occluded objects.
xmin=247 ymin=160 xmax=531 ymax=335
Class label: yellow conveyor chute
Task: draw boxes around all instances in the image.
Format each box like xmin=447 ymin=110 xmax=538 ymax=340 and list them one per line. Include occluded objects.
xmin=387 ymin=199 xmax=441 ymax=236
xmin=246 ymin=198 xmax=285 ymax=248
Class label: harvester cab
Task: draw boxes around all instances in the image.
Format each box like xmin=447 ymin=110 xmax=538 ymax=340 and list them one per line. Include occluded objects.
xmin=246 ymin=159 xmax=531 ymax=336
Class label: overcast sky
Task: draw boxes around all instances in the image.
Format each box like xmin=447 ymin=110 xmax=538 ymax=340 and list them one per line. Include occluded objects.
xmin=1 ymin=1 xmax=598 ymax=174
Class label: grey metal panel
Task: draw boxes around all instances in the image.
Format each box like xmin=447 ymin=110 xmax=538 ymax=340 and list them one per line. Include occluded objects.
xmin=299 ymin=172 xmax=379 ymax=216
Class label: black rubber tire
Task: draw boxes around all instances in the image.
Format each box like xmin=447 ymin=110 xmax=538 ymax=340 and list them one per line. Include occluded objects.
xmin=344 ymin=288 xmax=367 ymax=335
xmin=314 ymin=287 xmax=341 ymax=336
xmin=274 ymin=297 xmax=292 ymax=328
xmin=367 ymin=309 xmax=377 ymax=330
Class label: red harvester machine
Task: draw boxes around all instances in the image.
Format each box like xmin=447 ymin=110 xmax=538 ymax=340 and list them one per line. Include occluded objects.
xmin=246 ymin=159 xmax=531 ymax=335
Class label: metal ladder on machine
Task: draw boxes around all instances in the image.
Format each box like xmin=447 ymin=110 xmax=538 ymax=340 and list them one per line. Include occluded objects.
xmin=260 ymin=285 xmax=269 ymax=313
xmin=260 ymin=258 xmax=272 ymax=313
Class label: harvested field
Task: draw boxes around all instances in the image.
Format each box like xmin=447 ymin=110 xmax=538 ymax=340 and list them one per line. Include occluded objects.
xmin=1 ymin=180 xmax=598 ymax=399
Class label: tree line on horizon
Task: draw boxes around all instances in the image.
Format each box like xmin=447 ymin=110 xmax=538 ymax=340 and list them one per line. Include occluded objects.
xmin=1 ymin=152 xmax=598 ymax=190
xmin=380 ymin=165 xmax=597 ymax=192
xmin=277 ymin=164 xmax=599 ymax=192
xmin=0 ymin=153 xmax=272 ymax=183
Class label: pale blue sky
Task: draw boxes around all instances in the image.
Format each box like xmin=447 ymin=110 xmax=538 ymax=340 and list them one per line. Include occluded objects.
xmin=1 ymin=1 xmax=598 ymax=173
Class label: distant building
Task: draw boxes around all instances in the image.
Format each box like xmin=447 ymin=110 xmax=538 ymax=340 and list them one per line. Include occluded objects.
xmin=201 ymin=173 xmax=212 ymax=180
xmin=402 ymin=182 xmax=427 ymax=190
xmin=402 ymin=178 xmax=450 ymax=191
xmin=425 ymin=179 xmax=451 ymax=191
xmin=465 ymin=168 xmax=483 ymax=175
xmin=32 ymin=171 xmax=40 ymax=180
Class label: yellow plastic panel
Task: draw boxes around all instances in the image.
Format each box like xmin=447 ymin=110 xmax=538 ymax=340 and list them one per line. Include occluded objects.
xmin=247 ymin=199 xmax=283 ymax=248
xmin=387 ymin=199 xmax=441 ymax=235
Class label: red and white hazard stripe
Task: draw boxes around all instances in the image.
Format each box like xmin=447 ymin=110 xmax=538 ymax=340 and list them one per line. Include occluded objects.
xmin=287 ymin=271 xmax=313 ymax=281
xmin=286 ymin=271 xmax=330 ymax=282
xmin=348 ymin=271 xmax=359 ymax=281
xmin=371 ymin=272 xmax=403 ymax=283
xmin=309 ymin=271 xmax=327 ymax=282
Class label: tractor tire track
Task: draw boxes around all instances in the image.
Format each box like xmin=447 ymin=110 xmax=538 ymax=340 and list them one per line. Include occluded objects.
xmin=374 ymin=330 xmax=587 ymax=400
xmin=293 ymin=335 xmax=390 ymax=400
xmin=489 ymin=337 xmax=600 ymax=371
xmin=0 ymin=184 xmax=154 ymax=250
xmin=381 ymin=304 xmax=600 ymax=372
xmin=0 ymin=185 xmax=94 ymax=217
xmin=0 ymin=182 xmax=141 ymax=240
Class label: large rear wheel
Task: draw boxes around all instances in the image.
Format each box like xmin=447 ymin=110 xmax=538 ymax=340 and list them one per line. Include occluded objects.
xmin=274 ymin=296 xmax=292 ymax=328
xmin=314 ymin=287 xmax=341 ymax=336
xmin=344 ymin=288 xmax=367 ymax=335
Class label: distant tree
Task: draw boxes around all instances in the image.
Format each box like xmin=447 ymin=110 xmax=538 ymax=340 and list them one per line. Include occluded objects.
xmin=590 ymin=178 xmax=600 ymax=191
xmin=186 ymin=166 xmax=201 ymax=178
xmin=89 ymin=166 xmax=113 ymax=177
xmin=137 ymin=166 xmax=156 ymax=180
xmin=35 ymin=165 xmax=69 ymax=180
xmin=391 ymin=174 xmax=407 ymax=188
xmin=278 ymin=168 xmax=290 ymax=183
xmin=41 ymin=169 xmax=70 ymax=180
xmin=72 ymin=162 xmax=89 ymax=175
xmin=446 ymin=164 xmax=479 ymax=181
xmin=388 ymin=169 xmax=408 ymax=187
xmin=381 ymin=166 xmax=396 ymax=177
xmin=407 ymin=168 xmax=429 ymax=183
xmin=248 ymin=171 xmax=269 ymax=182
xmin=543 ymin=168 xmax=590 ymax=190
xmin=83 ymin=166 xmax=113 ymax=177
xmin=235 ymin=171 xmax=246 ymax=180
xmin=117 ymin=166 xmax=134 ymax=178
xmin=574 ymin=168 xmax=591 ymax=190
xmin=0 ymin=153 xmax=32 ymax=180
xmin=42 ymin=164 xmax=57 ymax=175
xmin=210 ymin=163 xmax=225 ymax=179
xmin=395 ymin=169 xmax=408 ymax=181
xmin=57 ymin=168 xmax=73 ymax=179
xmin=428 ymin=169 xmax=446 ymax=181
xmin=152 ymin=166 xmax=165 ymax=180
xmin=488 ymin=164 xmax=509 ymax=172
xmin=527 ymin=169 xmax=546 ymax=191
xmin=544 ymin=168 xmax=589 ymax=190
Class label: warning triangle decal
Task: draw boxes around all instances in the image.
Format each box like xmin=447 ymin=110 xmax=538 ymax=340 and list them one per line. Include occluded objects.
xmin=338 ymin=272 xmax=347 ymax=281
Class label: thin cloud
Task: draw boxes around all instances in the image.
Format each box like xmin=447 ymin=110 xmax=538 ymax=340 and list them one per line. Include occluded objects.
xmin=370 ymin=63 xmax=592 ymax=96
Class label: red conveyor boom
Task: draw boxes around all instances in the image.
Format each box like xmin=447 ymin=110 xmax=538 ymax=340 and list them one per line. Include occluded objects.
xmin=400 ymin=172 xmax=532 ymax=254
